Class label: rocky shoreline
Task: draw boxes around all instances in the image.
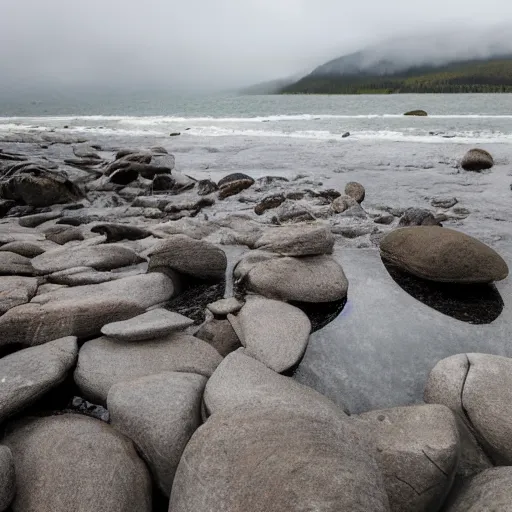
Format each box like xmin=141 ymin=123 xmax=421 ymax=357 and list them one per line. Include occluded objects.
xmin=0 ymin=133 xmax=511 ymax=511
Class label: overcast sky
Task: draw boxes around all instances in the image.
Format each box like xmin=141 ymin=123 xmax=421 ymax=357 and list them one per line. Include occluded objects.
xmin=1 ymin=0 xmax=512 ymax=91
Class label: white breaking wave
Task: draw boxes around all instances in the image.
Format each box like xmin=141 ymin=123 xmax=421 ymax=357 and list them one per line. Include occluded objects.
xmin=2 ymin=113 xmax=512 ymax=125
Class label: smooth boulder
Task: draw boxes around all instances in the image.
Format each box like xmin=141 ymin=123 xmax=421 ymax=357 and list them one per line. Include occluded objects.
xmin=425 ymin=353 xmax=512 ymax=466
xmin=353 ymin=404 xmax=459 ymax=512
xmin=0 ymin=276 xmax=38 ymax=314
xmin=239 ymin=254 xmax=349 ymax=302
xmin=254 ymin=223 xmax=334 ymax=256
xmin=345 ymin=182 xmax=365 ymax=203
xmin=75 ymin=333 xmax=222 ymax=404
xmin=235 ymin=296 xmax=311 ymax=372
xmin=0 ymin=336 xmax=77 ymax=422
xmin=169 ymin=406 xmax=390 ymax=512
xmin=148 ymin=235 xmax=227 ymax=280
xmin=218 ymin=173 xmax=255 ymax=199
xmin=108 ymin=372 xmax=206 ymax=496
xmin=461 ymin=148 xmax=494 ymax=171
xmin=31 ymin=244 xmax=144 ymax=273
xmin=3 ymin=414 xmax=151 ymax=512
xmin=204 ymin=349 xmax=348 ymax=418
xmin=101 ymin=308 xmax=194 ymax=341
xmin=0 ymin=273 xmax=174 ymax=347
xmin=380 ymin=226 xmax=509 ymax=283
xmin=0 ymin=253 xmax=33 ymax=276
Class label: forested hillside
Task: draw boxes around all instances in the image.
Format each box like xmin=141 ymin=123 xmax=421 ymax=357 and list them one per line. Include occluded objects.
xmin=281 ymin=57 xmax=512 ymax=94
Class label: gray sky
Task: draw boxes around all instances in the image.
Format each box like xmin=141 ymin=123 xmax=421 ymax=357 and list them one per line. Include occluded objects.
xmin=1 ymin=0 xmax=512 ymax=90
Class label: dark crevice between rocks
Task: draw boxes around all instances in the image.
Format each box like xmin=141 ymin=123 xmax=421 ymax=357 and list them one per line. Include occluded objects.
xmin=382 ymin=259 xmax=504 ymax=325
xmin=460 ymin=354 xmax=497 ymax=466
xmin=164 ymin=277 xmax=226 ymax=325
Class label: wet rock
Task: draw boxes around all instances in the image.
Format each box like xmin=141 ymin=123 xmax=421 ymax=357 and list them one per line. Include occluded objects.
xmin=108 ymin=372 xmax=206 ymax=496
xmin=90 ymin=223 xmax=152 ymax=242
xmin=31 ymin=244 xmax=144 ymax=273
xmin=75 ymin=333 xmax=222 ymax=404
xmin=444 ymin=467 xmax=512 ymax=511
xmin=0 ymin=337 xmax=77 ymax=423
xmin=353 ymin=404 xmax=459 ymax=512
xmin=0 ymin=166 xmax=83 ymax=207
xmin=164 ymin=197 xmax=214 ymax=218
xmin=0 ymin=276 xmax=38 ymax=314
xmin=195 ymin=318 xmax=242 ymax=357
xmin=380 ymin=226 xmax=509 ymax=283
xmin=169 ymin=406 xmax=390 ymax=512
xmin=73 ymin=145 xmax=101 ymax=160
xmin=218 ymin=173 xmax=255 ymax=199
xmin=235 ymin=295 xmax=311 ymax=372
xmin=404 ymin=110 xmax=428 ymax=116
xmin=431 ymin=197 xmax=458 ymax=209
xmin=425 ymin=353 xmax=512 ymax=466
xmin=44 ymin=225 xmax=84 ymax=245
xmin=0 ymin=252 xmax=34 ymax=276
xmin=148 ymin=235 xmax=226 ymax=280
xmin=331 ymin=194 xmax=358 ymax=213
xmin=461 ymin=148 xmax=494 ymax=171
xmin=254 ymin=193 xmax=285 ymax=215
xmin=238 ymin=254 xmax=349 ymax=303
xmin=3 ymin=414 xmax=152 ymax=512
xmin=255 ymin=175 xmax=289 ymax=189
xmin=151 ymin=174 xmax=175 ymax=191
xmin=307 ymin=188 xmax=341 ymax=203
xmin=204 ymin=349 xmax=348 ymax=418
xmin=342 ymin=131 xmax=351 ymax=138
xmin=254 ymin=222 xmax=334 ymax=256
xmin=197 ymin=179 xmax=218 ymax=196
xmin=286 ymin=191 xmax=305 ymax=200
xmin=0 ymin=273 xmax=174 ymax=347
xmin=273 ymin=200 xmax=316 ymax=223
xmin=207 ymin=297 xmax=243 ymax=316
xmin=101 ymin=308 xmax=194 ymax=341
xmin=0 ymin=446 xmax=15 ymax=511
xmin=399 ymin=208 xmax=441 ymax=227
xmin=345 ymin=182 xmax=365 ymax=203
xmin=374 ymin=213 xmax=395 ymax=225
xmin=151 ymin=153 xmax=175 ymax=170
xmin=18 ymin=211 xmax=62 ymax=228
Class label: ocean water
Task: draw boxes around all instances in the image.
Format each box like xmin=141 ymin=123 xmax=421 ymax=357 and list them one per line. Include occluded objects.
xmin=1 ymin=93 xmax=512 ymax=144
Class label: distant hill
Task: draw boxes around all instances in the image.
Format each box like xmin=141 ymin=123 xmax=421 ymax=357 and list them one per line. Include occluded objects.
xmin=241 ymin=77 xmax=297 ymax=95
xmin=281 ymin=55 xmax=512 ymax=94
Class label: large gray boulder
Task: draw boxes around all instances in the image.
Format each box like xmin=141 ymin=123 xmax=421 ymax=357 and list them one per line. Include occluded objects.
xmin=425 ymin=353 xmax=512 ymax=466
xmin=31 ymin=244 xmax=144 ymax=274
xmin=148 ymin=235 xmax=227 ymax=280
xmin=444 ymin=467 xmax=512 ymax=511
xmin=345 ymin=181 xmax=365 ymax=203
xmin=75 ymin=333 xmax=222 ymax=404
xmin=101 ymin=308 xmax=194 ymax=341
xmin=0 ymin=446 xmax=15 ymax=512
xmin=461 ymin=148 xmax=494 ymax=171
xmin=0 ymin=273 xmax=174 ymax=347
xmin=204 ymin=349 xmax=348 ymax=419
xmin=169 ymin=406 xmax=390 ymax=512
xmin=238 ymin=254 xmax=349 ymax=302
xmin=353 ymin=404 xmax=459 ymax=512
xmin=380 ymin=226 xmax=509 ymax=283
xmin=195 ymin=317 xmax=242 ymax=357
xmin=0 ymin=252 xmax=34 ymax=276
xmin=108 ymin=372 xmax=206 ymax=496
xmin=0 ymin=276 xmax=38 ymax=314
xmin=235 ymin=295 xmax=311 ymax=372
xmin=0 ymin=337 xmax=77 ymax=423
xmin=3 ymin=414 xmax=152 ymax=512
xmin=253 ymin=223 xmax=334 ymax=256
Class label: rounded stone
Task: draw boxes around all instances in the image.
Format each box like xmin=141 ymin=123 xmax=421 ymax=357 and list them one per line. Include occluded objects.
xmin=345 ymin=182 xmax=365 ymax=203
xmin=461 ymin=148 xmax=493 ymax=171
xmin=404 ymin=110 xmax=428 ymax=116
xmin=0 ymin=446 xmax=15 ymax=512
xmin=380 ymin=226 xmax=509 ymax=283
xmin=331 ymin=194 xmax=358 ymax=213
xmin=169 ymin=407 xmax=390 ymax=512
xmin=218 ymin=173 xmax=255 ymax=199
xmin=3 ymin=414 xmax=152 ymax=512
